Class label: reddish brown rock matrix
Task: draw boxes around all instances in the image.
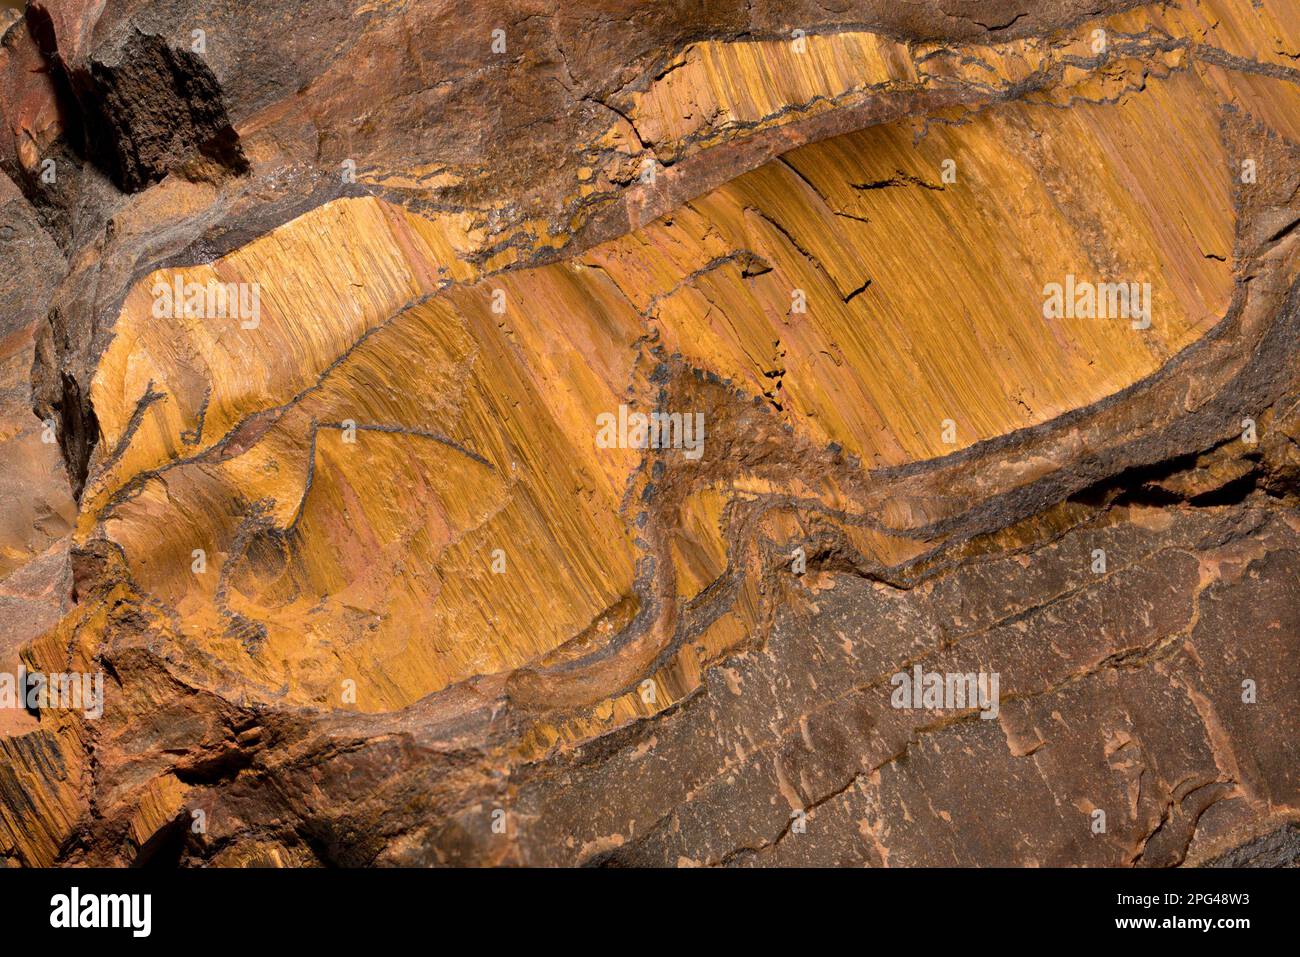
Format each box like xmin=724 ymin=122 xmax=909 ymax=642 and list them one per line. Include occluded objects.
xmin=0 ymin=0 xmax=1297 ymax=867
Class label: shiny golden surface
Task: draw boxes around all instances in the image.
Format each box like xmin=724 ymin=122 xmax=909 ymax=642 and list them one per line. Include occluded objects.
xmin=79 ymin=0 xmax=1295 ymax=714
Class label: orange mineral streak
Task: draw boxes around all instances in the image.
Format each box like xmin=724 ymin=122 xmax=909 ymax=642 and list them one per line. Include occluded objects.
xmin=76 ymin=1 xmax=1293 ymax=716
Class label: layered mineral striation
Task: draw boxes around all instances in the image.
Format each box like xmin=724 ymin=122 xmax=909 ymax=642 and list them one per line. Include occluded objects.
xmin=0 ymin=0 xmax=1297 ymax=866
